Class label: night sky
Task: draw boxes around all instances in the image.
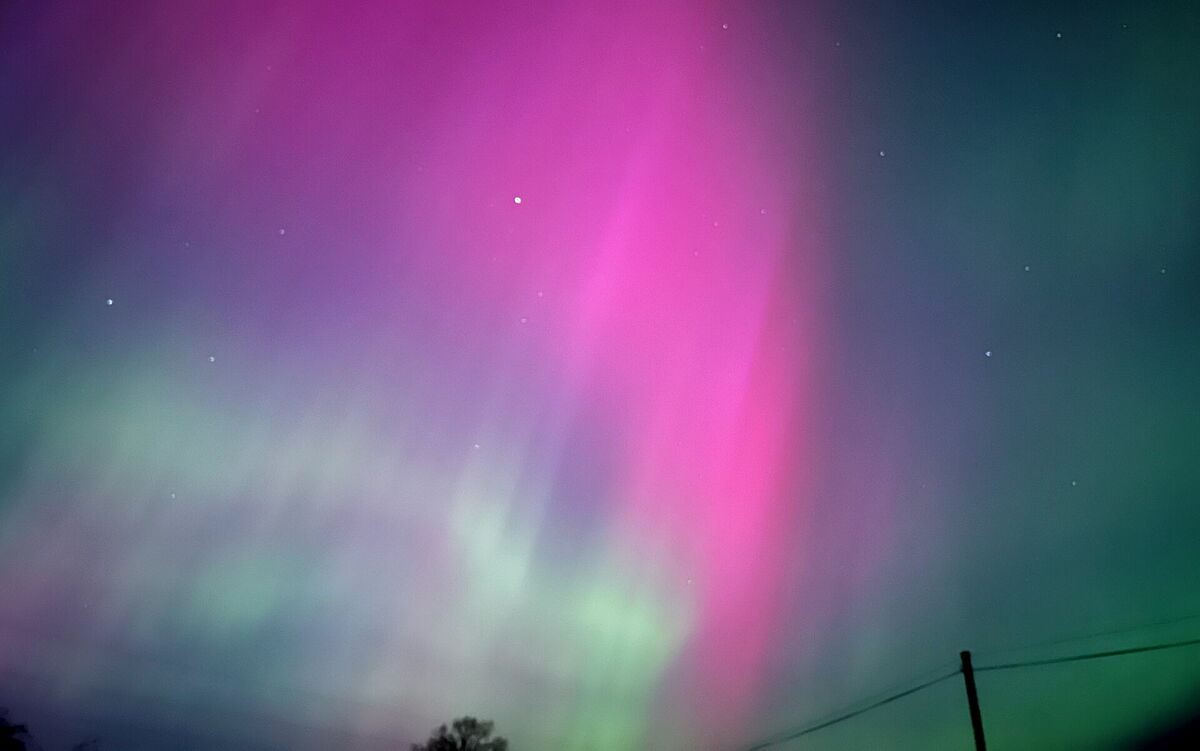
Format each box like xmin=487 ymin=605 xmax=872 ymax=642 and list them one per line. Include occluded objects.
xmin=1 ymin=2 xmax=1198 ymax=749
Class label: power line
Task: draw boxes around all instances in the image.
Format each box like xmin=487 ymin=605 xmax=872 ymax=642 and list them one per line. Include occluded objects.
xmin=977 ymin=610 xmax=1200 ymax=663
xmin=834 ymin=660 xmax=960 ymax=721
xmin=743 ymin=631 xmax=1200 ymax=749
xmin=745 ymin=668 xmax=961 ymax=750
xmin=976 ymin=634 xmax=1200 ymax=672
xmin=770 ymin=658 xmax=960 ymax=738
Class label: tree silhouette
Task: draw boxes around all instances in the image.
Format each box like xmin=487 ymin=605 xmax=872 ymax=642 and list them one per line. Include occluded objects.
xmin=410 ymin=716 xmax=508 ymax=751
xmin=0 ymin=709 xmax=33 ymax=751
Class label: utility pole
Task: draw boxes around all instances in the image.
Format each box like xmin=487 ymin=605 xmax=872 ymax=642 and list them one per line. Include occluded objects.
xmin=960 ymin=650 xmax=987 ymax=751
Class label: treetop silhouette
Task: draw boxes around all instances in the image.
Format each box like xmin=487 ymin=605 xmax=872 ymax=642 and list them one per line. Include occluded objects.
xmin=410 ymin=716 xmax=508 ymax=751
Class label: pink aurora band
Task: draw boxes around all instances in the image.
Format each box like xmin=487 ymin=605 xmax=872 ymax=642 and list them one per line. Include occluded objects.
xmin=0 ymin=2 xmax=828 ymax=748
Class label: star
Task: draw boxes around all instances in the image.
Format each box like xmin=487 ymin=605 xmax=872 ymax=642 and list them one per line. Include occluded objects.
xmin=985 ymin=350 xmax=992 ymax=357
xmin=208 ymin=355 xmax=216 ymax=363
xmin=105 ymin=298 xmax=114 ymax=306
xmin=513 ymin=196 xmax=522 ymax=204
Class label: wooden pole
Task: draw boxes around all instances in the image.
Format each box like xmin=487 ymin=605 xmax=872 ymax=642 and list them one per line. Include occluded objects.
xmin=960 ymin=650 xmax=987 ymax=751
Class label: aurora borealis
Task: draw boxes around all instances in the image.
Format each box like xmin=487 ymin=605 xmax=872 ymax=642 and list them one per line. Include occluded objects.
xmin=1 ymin=1 xmax=1198 ymax=749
